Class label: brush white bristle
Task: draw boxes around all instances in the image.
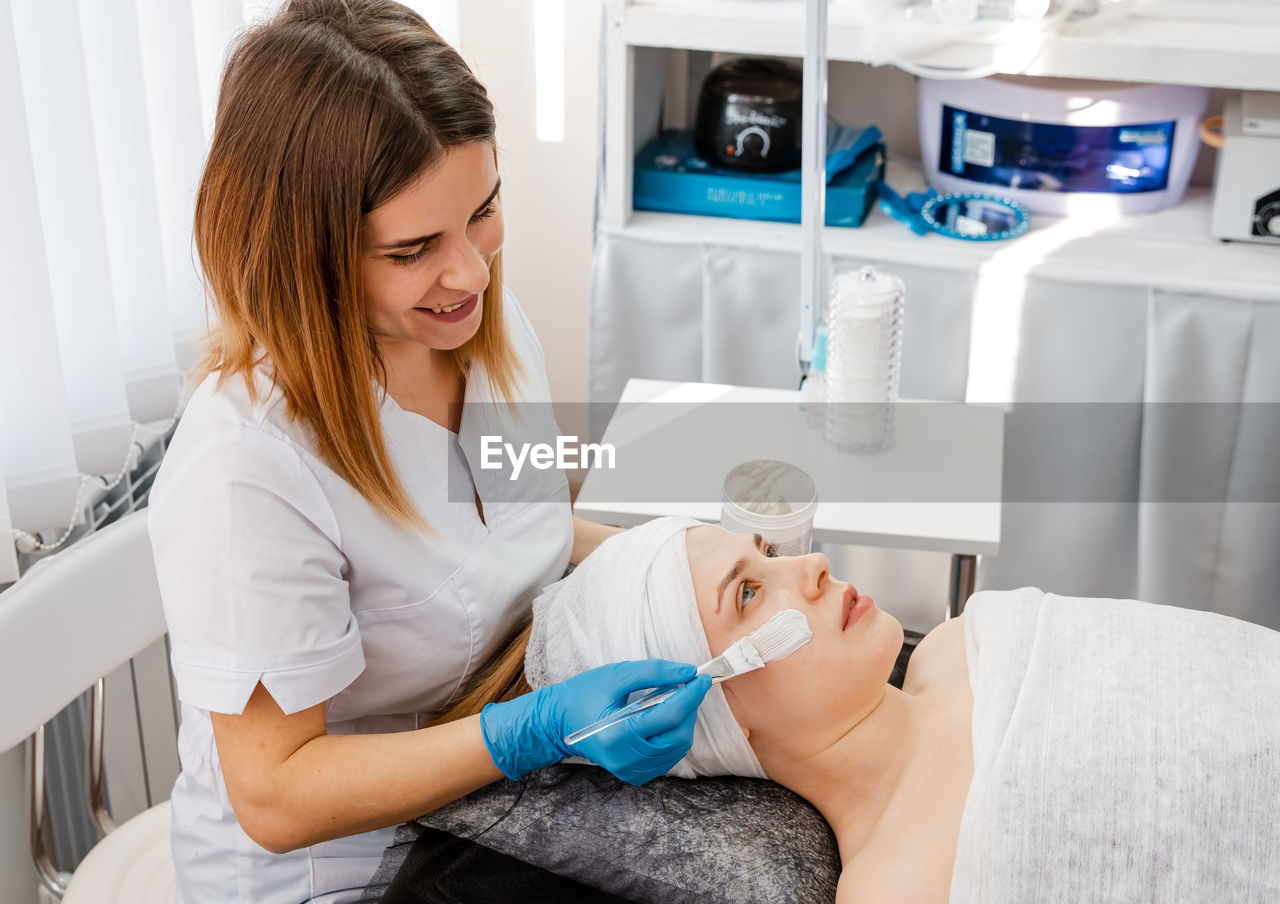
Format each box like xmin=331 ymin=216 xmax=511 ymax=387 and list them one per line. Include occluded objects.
xmin=746 ymin=609 xmax=813 ymax=662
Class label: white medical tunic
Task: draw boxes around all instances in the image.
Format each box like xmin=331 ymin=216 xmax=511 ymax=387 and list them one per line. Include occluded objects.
xmin=148 ymin=289 xmax=573 ymax=904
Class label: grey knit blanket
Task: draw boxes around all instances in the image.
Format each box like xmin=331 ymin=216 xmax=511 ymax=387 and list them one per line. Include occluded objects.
xmin=364 ymin=764 xmax=840 ymax=903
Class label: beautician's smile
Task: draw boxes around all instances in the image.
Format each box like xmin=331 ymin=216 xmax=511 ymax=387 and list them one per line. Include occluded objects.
xmin=414 ymin=293 xmax=478 ymax=323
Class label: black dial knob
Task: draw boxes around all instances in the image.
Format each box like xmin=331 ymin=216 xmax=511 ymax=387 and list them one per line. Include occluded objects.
xmin=1252 ymin=189 xmax=1280 ymax=238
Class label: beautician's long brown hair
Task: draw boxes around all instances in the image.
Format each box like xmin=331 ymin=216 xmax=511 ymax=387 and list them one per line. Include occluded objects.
xmin=193 ymin=0 xmax=522 ymax=530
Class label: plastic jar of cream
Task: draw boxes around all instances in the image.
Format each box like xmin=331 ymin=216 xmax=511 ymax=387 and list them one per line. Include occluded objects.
xmin=720 ymin=460 xmax=818 ymax=557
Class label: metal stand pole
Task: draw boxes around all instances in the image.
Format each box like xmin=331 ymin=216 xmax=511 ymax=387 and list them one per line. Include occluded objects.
xmin=798 ymin=0 xmax=829 ymax=371
xmin=30 ymin=727 xmax=71 ymax=896
xmin=88 ymin=678 xmax=116 ymax=836
xmin=948 ymin=553 xmax=977 ymax=619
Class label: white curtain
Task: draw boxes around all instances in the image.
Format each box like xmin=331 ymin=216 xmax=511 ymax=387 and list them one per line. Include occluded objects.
xmin=12 ymin=0 xmax=136 ymax=476
xmin=0 ymin=459 xmax=17 ymax=582
xmin=136 ymin=0 xmax=218 ymax=362
xmin=0 ymin=0 xmax=228 ymax=583
xmin=82 ymin=0 xmax=186 ymax=420
xmin=0 ymin=0 xmax=83 ymax=566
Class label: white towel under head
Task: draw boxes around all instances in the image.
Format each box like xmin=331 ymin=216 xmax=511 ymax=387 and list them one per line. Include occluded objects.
xmin=525 ymin=516 xmax=767 ymax=779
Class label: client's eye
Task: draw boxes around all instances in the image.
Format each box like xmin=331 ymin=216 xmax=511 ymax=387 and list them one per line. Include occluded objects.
xmin=764 ymin=542 xmax=779 ymax=558
xmin=739 ymin=584 xmax=759 ymax=609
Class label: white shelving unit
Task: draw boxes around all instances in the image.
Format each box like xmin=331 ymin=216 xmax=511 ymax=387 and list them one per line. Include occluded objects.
xmin=616 ymin=160 xmax=1280 ymax=301
xmin=617 ymin=1 xmax=1280 ymax=89
xmin=600 ymin=0 xmax=1280 ymax=303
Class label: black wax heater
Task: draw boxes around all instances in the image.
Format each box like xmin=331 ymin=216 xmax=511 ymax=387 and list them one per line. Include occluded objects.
xmin=694 ymin=58 xmax=804 ymax=173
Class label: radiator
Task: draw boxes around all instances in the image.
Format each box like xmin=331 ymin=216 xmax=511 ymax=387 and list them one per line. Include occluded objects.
xmin=13 ymin=425 xmax=180 ymax=876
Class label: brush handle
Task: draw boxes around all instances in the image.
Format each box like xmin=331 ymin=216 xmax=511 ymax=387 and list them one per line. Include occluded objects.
xmin=562 ymin=653 xmax=758 ymax=748
xmin=563 ymin=686 xmax=679 ymax=747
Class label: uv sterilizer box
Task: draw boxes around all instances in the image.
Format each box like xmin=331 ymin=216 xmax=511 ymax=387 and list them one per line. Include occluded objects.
xmin=919 ymin=76 xmax=1210 ymax=216
xmin=634 ymin=129 xmax=885 ymax=227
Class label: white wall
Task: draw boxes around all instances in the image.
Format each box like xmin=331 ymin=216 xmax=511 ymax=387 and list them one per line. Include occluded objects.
xmin=458 ymin=0 xmax=602 ymax=405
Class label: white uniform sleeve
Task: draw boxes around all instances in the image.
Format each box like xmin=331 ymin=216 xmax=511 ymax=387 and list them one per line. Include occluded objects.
xmin=149 ymin=425 xmax=364 ymax=716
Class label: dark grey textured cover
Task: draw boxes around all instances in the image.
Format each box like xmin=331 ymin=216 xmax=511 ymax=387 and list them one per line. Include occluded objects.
xmin=368 ymin=764 xmax=841 ymax=903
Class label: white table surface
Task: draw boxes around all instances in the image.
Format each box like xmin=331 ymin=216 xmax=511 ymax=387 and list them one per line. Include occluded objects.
xmin=574 ymin=379 xmax=1004 ymax=556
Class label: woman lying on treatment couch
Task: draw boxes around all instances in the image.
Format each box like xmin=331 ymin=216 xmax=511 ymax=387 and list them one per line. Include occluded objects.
xmin=440 ymin=516 xmax=1280 ymax=904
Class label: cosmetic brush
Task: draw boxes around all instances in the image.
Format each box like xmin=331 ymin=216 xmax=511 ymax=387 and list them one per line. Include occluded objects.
xmin=564 ymin=609 xmax=813 ymax=746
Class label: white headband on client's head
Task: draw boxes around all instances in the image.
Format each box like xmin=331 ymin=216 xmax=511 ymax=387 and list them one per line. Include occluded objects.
xmin=525 ymin=516 xmax=767 ymax=780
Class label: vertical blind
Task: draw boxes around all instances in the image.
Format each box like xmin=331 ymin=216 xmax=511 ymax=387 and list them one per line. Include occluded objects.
xmin=0 ymin=0 xmax=463 ymax=584
xmin=0 ymin=0 xmax=216 ymax=584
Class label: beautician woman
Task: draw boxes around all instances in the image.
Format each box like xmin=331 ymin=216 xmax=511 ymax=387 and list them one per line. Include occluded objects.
xmin=146 ymin=2 xmax=712 ymax=901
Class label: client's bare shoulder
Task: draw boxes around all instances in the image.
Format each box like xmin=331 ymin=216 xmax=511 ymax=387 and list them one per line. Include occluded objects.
xmin=902 ymin=614 xmax=968 ymax=698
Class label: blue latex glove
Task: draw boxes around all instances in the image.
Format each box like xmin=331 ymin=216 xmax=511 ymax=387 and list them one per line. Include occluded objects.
xmin=480 ymin=660 xmax=713 ymax=785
